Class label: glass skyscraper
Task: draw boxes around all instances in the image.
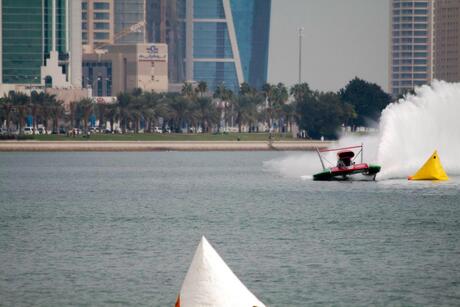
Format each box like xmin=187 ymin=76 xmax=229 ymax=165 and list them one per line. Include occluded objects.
xmin=1 ymin=0 xmax=82 ymax=87
xmin=148 ymin=0 xmax=271 ymax=92
xmin=191 ymin=0 xmax=271 ymax=92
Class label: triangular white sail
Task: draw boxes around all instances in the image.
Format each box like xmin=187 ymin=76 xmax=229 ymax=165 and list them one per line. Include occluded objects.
xmin=176 ymin=236 xmax=265 ymax=307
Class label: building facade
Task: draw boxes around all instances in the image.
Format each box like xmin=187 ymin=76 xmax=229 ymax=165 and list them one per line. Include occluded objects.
xmin=0 ymin=0 xmax=82 ymax=90
xmin=433 ymin=0 xmax=460 ymax=82
xmin=147 ymin=0 xmax=271 ymax=92
xmin=114 ymin=0 xmax=146 ymax=44
xmin=82 ymin=0 xmax=114 ymax=53
xmin=82 ymin=43 xmax=168 ymax=96
xmin=390 ymin=0 xmax=433 ymax=97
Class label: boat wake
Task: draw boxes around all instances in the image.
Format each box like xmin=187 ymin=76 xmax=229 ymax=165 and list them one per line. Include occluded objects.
xmin=266 ymin=81 xmax=460 ymax=180
xmin=377 ymin=81 xmax=460 ymax=179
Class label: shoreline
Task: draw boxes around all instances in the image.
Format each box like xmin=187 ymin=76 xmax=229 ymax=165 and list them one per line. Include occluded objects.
xmin=0 ymin=140 xmax=333 ymax=152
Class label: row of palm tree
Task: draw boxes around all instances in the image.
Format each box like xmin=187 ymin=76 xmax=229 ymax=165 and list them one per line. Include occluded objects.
xmin=0 ymin=91 xmax=64 ymax=135
xmin=76 ymin=81 xmax=299 ymax=134
xmin=0 ymin=80 xmax=313 ymax=135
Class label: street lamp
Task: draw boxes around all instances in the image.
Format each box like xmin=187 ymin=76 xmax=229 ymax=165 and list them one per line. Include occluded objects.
xmin=298 ymin=27 xmax=304 ymax=84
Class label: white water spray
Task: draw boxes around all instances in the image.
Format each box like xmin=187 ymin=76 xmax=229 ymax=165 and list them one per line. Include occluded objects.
xmin=377 ymin=80 xmax=460 ymax=179
xmin=266 ymin=80 xmax=460 ymax=180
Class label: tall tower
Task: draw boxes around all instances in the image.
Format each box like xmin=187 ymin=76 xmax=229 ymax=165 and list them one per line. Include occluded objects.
xmin=0 ymin=0 xmax=82 ymax=88
xmin=389 ymin=0 xmax=433 ymax=97
xmin=147 ymin=0 xmax=271 ymax=92
xmin=433 ymin=0 xmax=460 ymax=82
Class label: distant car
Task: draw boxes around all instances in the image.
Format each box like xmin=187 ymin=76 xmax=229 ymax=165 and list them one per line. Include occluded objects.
xmin=153 ymin=127 xmax=163 ymax=133
xmin=59 ymin=127 xmax=66 ymax=134
xmin=72 ymin=128 xmax=82 ymax=135
xmin=37 ymin=127 xmax=46 ymax=134
xmin=163 ymin=127 xmax=171 ymax=133
xmin=23 ymin=127 xmax=34 ymax=135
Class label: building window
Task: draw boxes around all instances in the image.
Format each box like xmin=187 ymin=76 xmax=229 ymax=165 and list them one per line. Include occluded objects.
xmin=414 ymin=2 xmax=428 ymax=8
xmin=414 ymin=16 xmax=428 ymax=22
xmin=82 ymin=2 xmax=88 ymax=10
xmin=414 ymin=9 xmax=428 ymax=15
xmin=414 ymin=73 xmax=427 ymax=79
xmin=94 ymin=12 xmax=110 ymax=20
xmin=414 ymin=52 xmax=428 ymax=57
xmin=94 ymin=32 xmax=109 ymax=40
xmin=414 ymin=31 xmax=427 ymax=36
xmin=94 ymin=22 xmax=110 ymax=30
xmin=94 ymin=2 xmax=110 ymax=10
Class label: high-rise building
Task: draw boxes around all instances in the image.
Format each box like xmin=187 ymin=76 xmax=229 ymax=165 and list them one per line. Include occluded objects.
xmin=389 ymin=0 xmax=433 ymax=97
xmin=146 ymin=0 xmax=186 ymax=85
xmin=82 ymin=0 xmax=114 ymax=53
xmin=147 ymin=0 xmax=271 ymax=92
xmin=0 ymin=0 xmax=82 ymax=89
xmin=114 ymin=0 xmax=146 ymax=44
xmin=433 ymin=0 xmax=460 ymax=82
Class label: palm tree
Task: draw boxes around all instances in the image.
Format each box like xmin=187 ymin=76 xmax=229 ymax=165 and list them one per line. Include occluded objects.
xmin=235 ymin=84 xmax=263 ymax=133
xmin=213 ymin=84 xmax=233 ymax=132
xmin=262 ymin=83 xmax=275 ymax=130
xmin=195 ymin=96 xmax=217 ymax=133
xmin=116 ymin=92 xmax=132 ymax=133
xmin=40 ymin=93 xmax=58 ymax=133
xmin=76 ymin=98 xmax=94 ymax=132
xmin=105 ymin=103 xmax=119 ymax=133
xmin=290 ymin=83 xmax=312 ymax=102
xmin=181 ymin=81 xmax=194 ymax=98
xmin=30 ymin=91 xmax=44 ymax=135
xmin=142 ymin=91 xmax=161 ymax=132
xmin=69 ymin=101 xmax=78 ymax=129
xmin=169 ymin=95 xmax=189 ymax=132
xmin=195 ymin=81 xmax=208 ymax=97
xmin=9 ymin=91 xmax=29 ymax=134
xmin=49 ymin=99 xmax=64 ymax=133
xmin=272 ymin=83 xmax=289 ymax=132
xmin=0 ymin=94 xmax=14 ymax=133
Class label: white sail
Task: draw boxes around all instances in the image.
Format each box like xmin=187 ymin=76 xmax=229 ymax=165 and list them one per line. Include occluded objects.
xmin=176 ymin=236 xmax=265 ymax=307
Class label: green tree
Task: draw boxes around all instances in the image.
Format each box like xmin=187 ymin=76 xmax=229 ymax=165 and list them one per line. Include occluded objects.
xmin=195 ymin=96 xmax=218 ymax=133
xmin=339 ymin=77 xmax=391 ymax=127
xmin=0 ymin=93 xmax=15 ymax=132
xmin=10 ymin=91 xmax=29 ymax=134
xmin=213 ymin=84 xmax=234 ymax=132
xmin=40 ymin=93 xmax=58 ymax=133
xmin=234 ymin=83 xmax=263 ymax=132
xmin=116 ymin=92 xmax=132 ymax=133
xmin=49 ymin=99 xmax=64 ymax=133
xmin=195 ymin=81 xmax=208 ymax=97
xmin=181 ymin=82 xmax=194 ymax=99
xmin=297 ymin=91 xmax=354 ymax=139
xmin=76 ymin=98 xmax=94 ymax=132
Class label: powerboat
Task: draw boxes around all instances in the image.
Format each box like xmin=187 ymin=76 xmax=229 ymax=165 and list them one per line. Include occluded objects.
xmin=313 ymin=145 xmax=381 ymax=181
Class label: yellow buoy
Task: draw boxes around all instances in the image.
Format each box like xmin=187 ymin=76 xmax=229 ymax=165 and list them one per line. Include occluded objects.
xmin=408 ymin=150 xmax=448 ymax=181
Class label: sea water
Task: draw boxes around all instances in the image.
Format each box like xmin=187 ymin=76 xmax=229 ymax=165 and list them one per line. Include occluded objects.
xmin=1 ymin=152 xmax=460 ymax=306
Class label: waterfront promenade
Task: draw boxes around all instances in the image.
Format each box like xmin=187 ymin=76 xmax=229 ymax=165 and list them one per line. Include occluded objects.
xmin=0 ymin=140 xmax=332 ymax=152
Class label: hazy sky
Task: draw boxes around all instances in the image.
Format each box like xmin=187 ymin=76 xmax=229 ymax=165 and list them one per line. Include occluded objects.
xmin=268 ymin=0 xmax=390 ymax=92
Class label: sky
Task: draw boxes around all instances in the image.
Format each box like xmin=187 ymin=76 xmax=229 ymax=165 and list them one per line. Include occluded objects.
xmin=268 ymin=0 xmax=390 ymax=92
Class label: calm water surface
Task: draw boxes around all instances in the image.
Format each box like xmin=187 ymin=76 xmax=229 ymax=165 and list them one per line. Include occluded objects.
xmin=1 ymin=152 xmax=459 ymax=306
